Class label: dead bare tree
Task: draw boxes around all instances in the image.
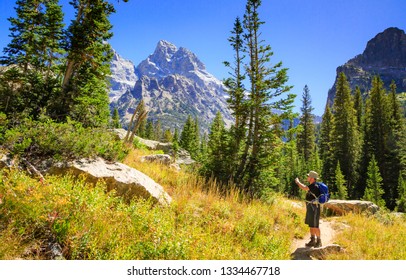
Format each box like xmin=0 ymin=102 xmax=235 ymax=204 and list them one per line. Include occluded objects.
xmin=124 ymin=99 xmax=148 ymax=144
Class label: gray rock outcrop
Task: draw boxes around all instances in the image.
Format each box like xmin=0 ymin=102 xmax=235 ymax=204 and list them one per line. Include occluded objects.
xmin=140 ymin=154 xmax=172 ymax=166
xmin=48 ymin=157 xmax=172 ymax=205
xmin=323 ymin=199 xmax=379 ymax=215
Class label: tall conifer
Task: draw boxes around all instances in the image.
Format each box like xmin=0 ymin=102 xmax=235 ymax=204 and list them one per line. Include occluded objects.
xmin=1 ymin=0 xmax=64 ymax=120
xmin=59 ymin=0 xmax=115 ymax=126
xmin=232 ymin=0 xmax=294 ymax=195
xmin=204 ymin=112 xmax=231 ymax=183
xmin=363 ymin=155 xmax=385 ymax=208
xmin=330 ymin=72 xmax=361 ymax=196
xmin=297 ymin=85 xmax=315 ymax=162
xmin=363 ymin=76 xmax=401 ymax=208
xmin=319 ymin=105 xmax=334 ymax=187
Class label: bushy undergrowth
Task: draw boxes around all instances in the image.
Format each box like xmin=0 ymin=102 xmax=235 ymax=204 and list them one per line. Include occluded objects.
xmin=0 ymin=116 xmax=128 ymax=161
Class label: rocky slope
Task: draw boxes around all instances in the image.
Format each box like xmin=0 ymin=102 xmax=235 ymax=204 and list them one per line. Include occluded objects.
xmin=109 ymin=40 xmax=233 ymax=132
xmin=327 ymin=27 xmax=406 ymax=105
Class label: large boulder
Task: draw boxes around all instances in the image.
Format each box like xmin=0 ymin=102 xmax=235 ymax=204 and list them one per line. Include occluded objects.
xmin=48 ymin=157 xmax=171 ymax=206
xmin=140 ymin=154 xmax=172 ymax=165
xmin=323 ymin=199 xmax=379 ymax=215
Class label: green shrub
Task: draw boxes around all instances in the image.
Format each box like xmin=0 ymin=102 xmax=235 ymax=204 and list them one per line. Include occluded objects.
xmin=1 ymin=117 xmax=129 ymax=161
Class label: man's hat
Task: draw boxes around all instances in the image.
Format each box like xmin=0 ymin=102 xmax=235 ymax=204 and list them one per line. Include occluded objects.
xmin=307 ymin=171 xmax=319 ymax=180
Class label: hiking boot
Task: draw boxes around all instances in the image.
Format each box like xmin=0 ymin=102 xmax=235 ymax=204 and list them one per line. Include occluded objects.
xmin=305 ymin=237 xmax=316 ymax=247
xmin=314 ymin=239 xmax=322 ymax=248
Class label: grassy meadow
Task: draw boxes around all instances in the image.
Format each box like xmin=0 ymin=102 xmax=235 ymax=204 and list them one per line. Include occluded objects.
xmin=0 ymin=148 xmax=405 ymax=260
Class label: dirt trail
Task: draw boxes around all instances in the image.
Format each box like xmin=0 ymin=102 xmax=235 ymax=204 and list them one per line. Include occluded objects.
xmin=290 ymin=219 xmax=339 ymax=260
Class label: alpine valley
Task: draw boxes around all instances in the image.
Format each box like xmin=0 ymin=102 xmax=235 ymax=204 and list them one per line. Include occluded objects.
xmin=109 ymin=40 xmax=234 ymax=132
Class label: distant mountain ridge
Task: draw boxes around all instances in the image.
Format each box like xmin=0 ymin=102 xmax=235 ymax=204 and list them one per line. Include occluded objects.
xmin=327 ymin=27 xmax=406 ymax=105
xmin=109 ymin=40 xmax=233 ymax=132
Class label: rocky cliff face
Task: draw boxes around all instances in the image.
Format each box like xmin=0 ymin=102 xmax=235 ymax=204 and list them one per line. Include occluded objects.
xmin=109 ymin=40 xmax=233 ymax=132
xmin=109 ymin=50 xmax=137 ymax=103
xmin=327 ymin=27 xmax=406 ymax=105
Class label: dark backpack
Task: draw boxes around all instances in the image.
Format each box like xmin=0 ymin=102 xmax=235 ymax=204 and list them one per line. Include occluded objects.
xmin=316 ymin=182 xmax=330 ymax=204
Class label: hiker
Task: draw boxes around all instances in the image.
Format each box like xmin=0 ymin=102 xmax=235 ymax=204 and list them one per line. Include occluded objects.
xmin=295 ymin=171 xmax=322 ymax=248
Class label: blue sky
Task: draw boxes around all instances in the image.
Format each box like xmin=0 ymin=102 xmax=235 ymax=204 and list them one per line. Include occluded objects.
xmin=1 ymin=0 xmax=405 ymax=116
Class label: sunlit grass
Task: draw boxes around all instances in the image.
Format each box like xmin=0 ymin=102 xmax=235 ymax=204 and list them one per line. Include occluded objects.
xmin=2 ymin=148 xmax=404 ymax=260
xmin=327 ymin=213 xmax=406 ymax=260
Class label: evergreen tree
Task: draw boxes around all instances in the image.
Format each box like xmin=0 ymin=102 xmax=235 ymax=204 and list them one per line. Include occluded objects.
xmin=319 ymin=105 xmax=334 ymax=187
xmin=111 ymin=107 xmax=121 ymax=128
xmin=180 ymin=115 xmax=200 ymax=159
xmin=385 ymin=81 xmax=403 ymax=208
xmin=297 ymin=85 xmax=315 ymax=162
xmin=231 ymin=0 xmax=295 ymax=196
xmin=353 ymin=86 xmax=364 ymax=130
xmin=0 ymin=0 xmax=64 ymax=120
xmin=154 ymin=119 xmax=162 ymax=141
xmin=335 ymin=162 xmax=348 ymax=199
xmin=223 ymin=17 xmax=247 ymax=131
xmin=203 ymin=112 xmax=232 ymax=183
xmin=330 ymin=72 xmax=361 ymax=197
xmin=363 ymin=76 xmax=389 ymax=172
xmin=145 ymin=120 xmax=154 ymax=140
xmin=396 ymin=174 xmax=406 ymax=212
xmin=163 ymin=129 xmax=173 ymax=143
xmin=172 ymin=127 xmax=180 ymax=159
xmin=58 ymin=0 xmax=115 ymax=127
xmin=363 ymin=76 xmax=401 ymax=208
xmin=1 ymin=0 xmax=64 ymax=71
xmin=363 ymin=155 xmax=385 ymax=208
xmin=223 ymin=17 xmax=247 ymax=169
xmin=173 ymin=127 xmax=180 ymax=144
xmin=279 ymin=115 xmax=303 ymax=197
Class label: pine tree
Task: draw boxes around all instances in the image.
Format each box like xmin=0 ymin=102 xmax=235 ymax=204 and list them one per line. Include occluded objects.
xmin=154 ymin=119 xmax=162 ymax=141
xmin=163 ymin=129 xmax=173 ymax=143
xmin=223 ymin=17 xmax=247 ymax=167
xmin=363 ymin=76 xmax=389 ymax=170
xmin=145 ymin=120 xmax=154 ymax=140
xmin=223 ymin=17 xmax=246 ymax=131
xmin=232 ymin=0 xmax=295 ymax=195
xmin=111 ymin=107 xmax=121 ymax=128
xmin=297 ymin=85 xmax=316 ymax=162
xmin=363 ymin=76 xmax=401 ymax=208
xmin=330 ymin=72 xmax=361 ymax=197
xmin=0 ymin=0 xmax=64 ymax=120
xmin=58 ymin=0 xmax=115 ymax=127
xmin=335 ymin=162 xmax=348 ymax=199
xmin=172 ymin=127 xmax=180 ymax=159
xmin=180 ymin=115 xmax=200 ymax=159
xmin=319 ymin=105 xmax=334 ymax=187
xmin=279 ymin=115 xmax=303 ymax=197
xmin=363 ymin=155 xmax=385 ymax=208
xmin=173 ymin=127 xmax=180 ymax=144
xmin=203 ymin=112 xmax=232 ymax=183
xmin=353 ymin=86 xmax=364 ymax=130
xmin=396 ymin=174 xmax=406 ymax=212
